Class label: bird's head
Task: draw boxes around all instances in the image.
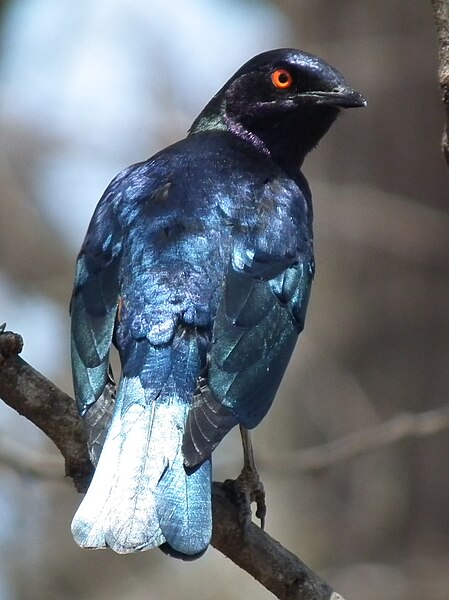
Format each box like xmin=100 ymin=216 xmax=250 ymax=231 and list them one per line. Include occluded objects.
xmin=190 ymin=48 xmax=366 ymax=169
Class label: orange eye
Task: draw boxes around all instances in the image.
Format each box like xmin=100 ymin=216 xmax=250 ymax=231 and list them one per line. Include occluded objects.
xmin=271 ymin=68 xmax=293 ymax=89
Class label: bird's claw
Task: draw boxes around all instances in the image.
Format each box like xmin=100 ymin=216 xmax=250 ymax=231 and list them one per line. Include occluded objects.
xmin=225 ymin=425 xmax=267 ymax=534
xmin=237 ymin=464 xmax=266 ymax=530
xmin=222 ymin=465 xmax=266 ymax=536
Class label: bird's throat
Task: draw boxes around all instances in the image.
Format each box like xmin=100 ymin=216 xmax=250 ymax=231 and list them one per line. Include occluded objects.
xmin=189 ymin=100 xmax=270 ymax=158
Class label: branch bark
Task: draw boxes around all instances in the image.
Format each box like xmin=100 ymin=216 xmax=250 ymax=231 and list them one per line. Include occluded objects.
xmin=431 ymin=0 xmax=449 ymax=166
xmin=0 ymin=327 xmax=92 ymax=492
xmin=0 ymin=328 xmax=342 ymax=600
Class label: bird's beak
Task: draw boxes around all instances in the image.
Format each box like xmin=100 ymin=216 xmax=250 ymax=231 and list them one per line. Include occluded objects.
xmin=302 ymin=87 xmax=367 ymax=108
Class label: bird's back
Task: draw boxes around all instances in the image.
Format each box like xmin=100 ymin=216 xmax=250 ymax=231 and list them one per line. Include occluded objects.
xmin=71 ymin=129 xmax=314 ymax=556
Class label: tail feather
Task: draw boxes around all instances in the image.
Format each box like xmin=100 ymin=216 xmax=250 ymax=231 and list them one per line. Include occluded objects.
xmin=71 ymin=374 xmax=212 ymax=556
xmin=156 ymin=450 xmax=211 ymax=555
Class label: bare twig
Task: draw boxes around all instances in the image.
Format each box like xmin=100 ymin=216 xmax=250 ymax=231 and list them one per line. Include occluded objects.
xmin=431 ymin=0 xmax=449 ymax=165
xmin=3 ymin=395 xmax=449 ymax=481
xmin=261 ymin=404 xmax=449 ymax=474
xmin=0 ymin=436 xmax=63 ymax=480
xmin=0 ymin=329 xmax=341 ymax=600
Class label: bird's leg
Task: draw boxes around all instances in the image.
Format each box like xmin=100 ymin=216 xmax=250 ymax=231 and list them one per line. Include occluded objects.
xmin=224 ymin=425 xmax=266 ymax=531
xmin=239 ymin=425 xmax=266 ymax=528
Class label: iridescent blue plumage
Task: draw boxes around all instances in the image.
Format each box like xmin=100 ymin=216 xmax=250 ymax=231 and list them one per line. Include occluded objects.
xmin=70 ymin=48 xmax=365 ymax=557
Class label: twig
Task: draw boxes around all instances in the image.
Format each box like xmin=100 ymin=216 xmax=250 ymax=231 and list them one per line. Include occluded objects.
xmin=0 ymin=436 xmax=63 ymax=480
xmin=261 ymin=404 xmax=449 ymax=474
xmin=0 ymin=328 xmax=341 ymax=600
xmin=3 ymin=395 xmax=449 ymax=481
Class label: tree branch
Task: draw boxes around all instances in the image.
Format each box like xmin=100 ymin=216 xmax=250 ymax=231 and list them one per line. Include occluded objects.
xmin=0 ymin=326 xmax=93 ymax=492
xmin=431 ymin=0 xmax=449 ymax=165
xmin=0 ymin=328 xmax=342 ymax=600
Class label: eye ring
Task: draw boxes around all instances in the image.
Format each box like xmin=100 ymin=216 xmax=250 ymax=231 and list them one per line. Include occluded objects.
xmin=271 ymin=68 xmax=294 ymax=90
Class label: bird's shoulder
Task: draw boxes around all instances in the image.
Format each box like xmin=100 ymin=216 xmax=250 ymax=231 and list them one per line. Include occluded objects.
xmin=97 ymin=131 xmax=310 ymax=225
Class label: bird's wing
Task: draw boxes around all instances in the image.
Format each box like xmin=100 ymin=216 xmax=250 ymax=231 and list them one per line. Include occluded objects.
xmin=209 ymin=258 xmax=313 ymax=424
xmin=70 ymin=167 xmax=133 ymax=462
xmin=183 ymin=168 xmax=314 ymax=467
xmin=183 ymin=259 xmax=313 ymax=467
xmin=72 ymin=155 xmax=224 ymax=554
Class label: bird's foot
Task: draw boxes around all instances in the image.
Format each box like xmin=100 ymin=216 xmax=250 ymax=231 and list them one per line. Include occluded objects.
xmin=237 ymin=463 xmax=266 ymax=530
xmin=223 ymin=464 xmax=266 ymax=534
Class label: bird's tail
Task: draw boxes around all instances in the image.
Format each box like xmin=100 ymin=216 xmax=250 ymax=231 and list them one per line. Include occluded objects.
xmin=71 ymin=357 xmax=212 ymax=556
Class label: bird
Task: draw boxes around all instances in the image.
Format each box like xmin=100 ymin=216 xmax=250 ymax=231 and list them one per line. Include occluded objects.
xmin=70 ymin=47 xmax=365 ymax=559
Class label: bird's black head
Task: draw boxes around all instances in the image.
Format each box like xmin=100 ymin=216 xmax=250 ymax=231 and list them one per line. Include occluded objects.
xmin=190 ymin=48 xmax=366 ymax=170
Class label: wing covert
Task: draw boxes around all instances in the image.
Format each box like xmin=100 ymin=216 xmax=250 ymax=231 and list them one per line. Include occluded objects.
xmin=208 ymin=260 xmax=313 ymax=428
xmin=183 ymin=259 xmax=313 ymax=466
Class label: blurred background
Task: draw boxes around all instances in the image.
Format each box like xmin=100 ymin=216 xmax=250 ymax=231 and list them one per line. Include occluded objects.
xmin=0 ymin=1 xmax=448 ymax=599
